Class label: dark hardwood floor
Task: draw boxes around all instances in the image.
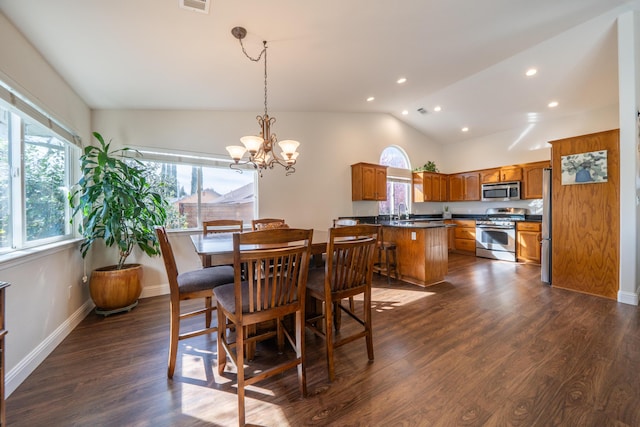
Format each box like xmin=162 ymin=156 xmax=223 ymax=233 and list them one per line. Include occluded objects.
xmin=7 ymin=254 xmax=640 ymax=426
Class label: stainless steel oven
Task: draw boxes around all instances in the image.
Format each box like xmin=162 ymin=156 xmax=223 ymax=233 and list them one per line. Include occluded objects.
xmin=475 ymin=208 xmax=526 ymax=262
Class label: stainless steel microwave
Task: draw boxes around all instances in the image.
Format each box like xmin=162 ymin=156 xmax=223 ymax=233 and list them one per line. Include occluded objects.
xmin=481 ymin=181 xmax=521 ymax=201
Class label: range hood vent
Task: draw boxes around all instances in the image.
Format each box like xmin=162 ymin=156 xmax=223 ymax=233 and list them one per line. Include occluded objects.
xmin=179 ymin=0 xmax=210 ymax=14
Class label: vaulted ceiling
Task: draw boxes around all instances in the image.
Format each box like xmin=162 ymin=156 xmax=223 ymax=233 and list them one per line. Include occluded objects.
xmin=0 ymin=0 xmax=633 ymax=144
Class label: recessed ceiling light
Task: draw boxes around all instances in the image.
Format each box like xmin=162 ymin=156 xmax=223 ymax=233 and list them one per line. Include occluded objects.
xmin=461 ymin=127 xmax=469 ymax=132
xmin=366 ymin=96 xmax=375 ymax=102
xmin=434 ymin=105 xmax=442 ymax=112
xmin=548 ymin=101 xmax=559 ymax=108
xmin=401 ymin=110 xmax=409 ymax=115
xmin=525 ymin=68 xmax=537 ymax=77
xmin=397 ymin=77 xmax=407 ymax=84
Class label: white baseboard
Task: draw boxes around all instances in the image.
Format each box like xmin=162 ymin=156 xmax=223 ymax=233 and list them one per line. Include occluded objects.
xmin=618 ymin=290 xmax=639 ymax=306
xmin=5 ymin=298 xmax=95 ymax=397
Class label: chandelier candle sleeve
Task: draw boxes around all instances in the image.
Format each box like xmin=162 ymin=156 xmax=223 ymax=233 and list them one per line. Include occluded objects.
xmin=227 ymin=26 xmax=301 ymax=176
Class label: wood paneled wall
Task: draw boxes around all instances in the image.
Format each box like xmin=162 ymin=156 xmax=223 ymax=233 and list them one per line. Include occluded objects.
xmin=549 ymin=129 xmax=619 ymax=299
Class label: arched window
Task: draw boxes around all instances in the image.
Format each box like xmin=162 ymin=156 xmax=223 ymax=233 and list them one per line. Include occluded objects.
xmin=379 ymin=146 xmax=411 ymax=217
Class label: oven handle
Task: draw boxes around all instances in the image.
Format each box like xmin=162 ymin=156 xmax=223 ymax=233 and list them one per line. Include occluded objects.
xmin=476 ymin=225 xmax=515 ymax=230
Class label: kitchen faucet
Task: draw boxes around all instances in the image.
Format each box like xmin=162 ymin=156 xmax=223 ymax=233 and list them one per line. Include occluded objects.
xmin=397 ymin=203 xmax=408 ymax=220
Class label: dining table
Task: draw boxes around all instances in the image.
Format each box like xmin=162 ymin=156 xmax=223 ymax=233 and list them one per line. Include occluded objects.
xmin=190 ymin=229 xmax=330 ymax=268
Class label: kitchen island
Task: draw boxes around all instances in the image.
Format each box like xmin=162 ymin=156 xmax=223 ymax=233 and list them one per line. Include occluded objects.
xmin=377 ymin=220 xmax=452 ymax=287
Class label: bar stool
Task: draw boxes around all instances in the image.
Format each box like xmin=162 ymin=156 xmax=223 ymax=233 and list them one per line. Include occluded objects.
xmin=373 ymin=228 xmax=398 ymax=284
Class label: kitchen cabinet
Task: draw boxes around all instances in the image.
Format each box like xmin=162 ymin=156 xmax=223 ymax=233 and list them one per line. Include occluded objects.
xmin=549 ymin=129 xmax=619 ymax=300
xmin=480 ymin=166 xmax=522 ymax=183
xmin=521 ymin=161 xmax=550 ymax=199
xmin=448 ymin=172 xmax=480 ymax=201
xmin=445 ymin=219 xmax=456 ymax=252
xmin=382 ymin=225 xmax=448 ymax=287
xmin=516 ymin=222 xmax=541 ymax=264
xmin=351 ymin=162 xmax=387 ymax=201
xmin=413 ymin=172 xmax=447 ymax=202
xmin=452 ymin=219 xmax=476 ymax=254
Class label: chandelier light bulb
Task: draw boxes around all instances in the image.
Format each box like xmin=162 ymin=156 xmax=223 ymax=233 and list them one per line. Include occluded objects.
xmin=226 ymin=145 xmax=247 ymax=161
xmin=240 ymin=135 xmax=264 ymax=153
xmin=278 ymin=139 xmax=300 ymax=155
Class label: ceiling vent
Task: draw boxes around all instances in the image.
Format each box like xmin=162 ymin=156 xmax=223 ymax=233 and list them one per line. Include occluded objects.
xmin=179 ymin=0 xmax=210 ymax=14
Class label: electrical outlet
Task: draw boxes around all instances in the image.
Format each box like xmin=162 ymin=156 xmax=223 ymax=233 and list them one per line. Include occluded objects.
xmin=67 ymin=285 xmax=72 ymax=299
xmin=411 ymin=232 xmax=416 ymax=240
xmin=82 ymin=275 xmax=88 ymax=283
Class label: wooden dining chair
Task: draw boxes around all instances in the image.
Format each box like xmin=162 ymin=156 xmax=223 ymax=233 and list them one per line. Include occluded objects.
xmin=203 ymin=219 xmax=243 ymax=235
xmin=155 ymin=226 xmax=235 ymax=379
xmin=214 ymin=228 xmax=313 ymax=426
xmin=305 ymin=224 xmax=379 ymax=382
xmin=251 ymin=218 xmax=287 ymax=231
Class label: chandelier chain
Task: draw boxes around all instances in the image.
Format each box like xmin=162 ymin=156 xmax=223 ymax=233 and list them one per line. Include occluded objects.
xmin=238 ymin=38 xmax=269 ymax=117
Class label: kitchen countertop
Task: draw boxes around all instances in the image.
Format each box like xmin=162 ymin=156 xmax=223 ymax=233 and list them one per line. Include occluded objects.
xmin=340 ymin=214 xmax=542 ymax=224
xmin=376 ymin=220 xmax=455 ymax=228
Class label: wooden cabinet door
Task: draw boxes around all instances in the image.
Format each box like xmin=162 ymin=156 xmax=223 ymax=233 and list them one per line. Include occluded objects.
xmin=480 ymin=168 xmax=500 ymax=183
xmin=439 ymin=175 xmax=448 ymax=202
xmin=463 ymin=172 xmax=480 ymax=200
xmin=522 ymin=161 xmax=550 ymax=199
xmin=448 ymin=174 xmax=464 ymax=201
xmin=516 ymin=222 xmax=542 ymax=263
xmin=413 ymin=172 xmax=425 ymax=203
xmin=374 ymin=166 xmax=387 ymax=200
xmin=501 ymin=166 xmax=522 ymax=182
xmin=361 ymin=165 xmax=377 ymax=200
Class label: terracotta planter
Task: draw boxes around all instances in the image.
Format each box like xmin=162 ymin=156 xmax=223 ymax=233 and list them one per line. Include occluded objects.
xmin=89 ymin=264 xmax=142 ymax=315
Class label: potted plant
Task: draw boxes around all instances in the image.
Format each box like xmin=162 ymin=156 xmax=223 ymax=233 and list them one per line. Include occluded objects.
xmin=413 ymin=161 xmax=439 ymax=173
xmin=69 ymin=132 xmax=168 ymax=315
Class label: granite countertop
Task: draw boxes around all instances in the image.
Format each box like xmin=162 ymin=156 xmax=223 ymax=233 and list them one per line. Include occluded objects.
xmin=372 ymin=219 xmax=454 ymax=229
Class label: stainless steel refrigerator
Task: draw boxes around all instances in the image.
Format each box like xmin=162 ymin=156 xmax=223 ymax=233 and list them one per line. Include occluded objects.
xmin=541 ymin=168 xmax=552 ymax=284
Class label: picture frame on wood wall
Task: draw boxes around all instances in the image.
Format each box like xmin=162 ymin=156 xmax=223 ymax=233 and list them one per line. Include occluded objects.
xmin=560 ymin=150 xmax=608 ymax=185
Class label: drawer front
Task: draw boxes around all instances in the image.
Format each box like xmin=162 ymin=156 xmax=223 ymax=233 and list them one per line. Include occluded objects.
xmin=454 ymin=228 xmax=476 ymax=240
xmin=455 ymin=238 xmax=476 ymax=253
xmin=453 ymin=219 xmax=475 ymax=228
xmin=517 ymin=222 xmax=541 ymax=232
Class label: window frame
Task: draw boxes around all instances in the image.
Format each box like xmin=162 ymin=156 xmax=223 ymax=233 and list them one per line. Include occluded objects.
xmin=127 ymin=147 xmax=259 ymax=231
xmin=379 ymin=146 xmax=412 ymax=216
xmin=0 ymin=94 xmax=79 ymax=256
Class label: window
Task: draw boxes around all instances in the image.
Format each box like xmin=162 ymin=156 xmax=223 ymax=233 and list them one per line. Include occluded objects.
xmin=379 ymin=146 xmax=411 ymax=216
xmin=0 ymin=102 xmax=78 ymax=254
xmin=135 ymin=153 xmax=257 ymax=230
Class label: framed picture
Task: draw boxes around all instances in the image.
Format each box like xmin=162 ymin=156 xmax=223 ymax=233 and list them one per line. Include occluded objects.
xmin=560 ymin=150 xmax=607 ymax=185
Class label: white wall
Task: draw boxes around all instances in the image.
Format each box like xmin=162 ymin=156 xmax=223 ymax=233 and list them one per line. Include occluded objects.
xmin=440 ymin=105 xmax=618 ymax=173
xmin=91 ymin=109 xmax=445 ymax=228
xmin=0 ymin=12 xmax=93 ymax=395
xmin=617 ymin=10 xmax=640 ymax=304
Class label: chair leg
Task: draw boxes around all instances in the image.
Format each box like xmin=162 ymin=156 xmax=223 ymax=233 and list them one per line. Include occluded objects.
xmin=237 ymin=324 xmax=246 ymax=427
xmin=216 ymin=305 xmax=227 ymax=376
xmin=325 ymin=299 xmax=336 ymax=382
xmin=391 ymin=247 xmax=399 ymax=280
xmin=168 ymin=300 xmax=180 ymax=379
xmin=295 ymin=311 xmax=307 ymax=397
xmin=333 ymin=302 xmax=342 ymax=331
xmin=365 ymin=287 xmax=374 ymax=361
xmin=385 ymin=248 xmax=391 ymax=285
xmin=205 ymin=296 xmax=212 ymax=328
xmin=277 ymin=317 xmax=284 ymax=353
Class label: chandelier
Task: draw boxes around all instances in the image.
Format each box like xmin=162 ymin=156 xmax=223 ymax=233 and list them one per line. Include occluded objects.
xmin=226 ymin=26 xmax=300 ymax=176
